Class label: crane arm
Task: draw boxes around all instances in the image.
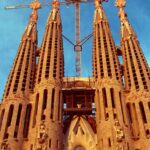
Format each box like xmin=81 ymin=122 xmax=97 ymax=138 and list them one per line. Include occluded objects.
xmin=4 ymin=4 xmax=29 ymax=9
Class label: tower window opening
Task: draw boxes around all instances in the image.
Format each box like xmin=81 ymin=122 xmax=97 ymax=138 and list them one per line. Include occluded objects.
xmin=49 ymin=139 xmax=51 ymax=148
xmin=14 ymin=104 xmax=22 ymax=138
xmin=102 ymin=88 xmax=108 ymax=120
xmin=110 ymin=88 xmax=115 ymax=108
xmin=108 ymin=138 xmax=111 ymax=147
xmin=33 ymin=93 xmax=39 ymax=127
xmin=41 ymin=89 xmax=48 ymax=120
xmin=0 ymin=109 xmax=5 ymax=131
xmin=146 ymin=129 xmax=150 ymax=138
xmin=50 ymin=88 xmax=55 ymax=119
xmin=139 ymin=102 xmax=147 ymax=123
xmin=113 ymin=113 xmax=117 ymax=119
xmin=58 ymin=91 xmax=61 ymax=121
xmin=105 ymin=113 xmax=109 ymax=120
xmin=119 ymin=92 xmax=125 ymax=124
xmin=4 ymin=104 xmax=14 ymax=139
xmin=7 ymin=105 xmax=14 ymax=127
xmin=126 ymin=103 xmax=132 ymax=123
xmin=148 ymin=102 xmax=150 ymax=110
xmin=23 ymin=104 xmax=32 ymax=138
xmin=102 ymin=88 xmax=108 ymax=108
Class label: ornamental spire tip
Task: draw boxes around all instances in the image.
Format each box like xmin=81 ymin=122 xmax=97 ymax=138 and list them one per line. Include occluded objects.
xmin=115 ymin=0 xmax=126 ymax=8
xmin=29 ymin=0 xmax=41 ymax=10
xmin=29 ymin=0 xmax=41 ymax=22
xmin=115 ymin=0 xmax=127 ymax=21
xmin=94 ymin=0 xmax=108 ymax=8
xmin=52 ymin=0 xmax=60 ymax=9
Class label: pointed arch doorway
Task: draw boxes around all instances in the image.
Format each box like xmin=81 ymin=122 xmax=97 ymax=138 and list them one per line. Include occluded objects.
xmin=74 ymin=145 xmax=85 ymax=150
xmin=63 ymin=116 xmax=96 ymax=150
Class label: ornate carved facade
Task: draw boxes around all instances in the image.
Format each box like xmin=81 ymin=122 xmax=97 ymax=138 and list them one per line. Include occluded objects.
xmin=0 ymin=0 xmax=150 ymax=149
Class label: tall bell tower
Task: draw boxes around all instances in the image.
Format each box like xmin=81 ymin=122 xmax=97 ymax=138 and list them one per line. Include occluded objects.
xmin=116 ymin=0 xmax=150 ymax=149
xmin=0 ymin=0 xmax=39 ymax=149
xmin=92 ymin=0 xmax=132 ymax=149
xmin=25 ymin=0 xmax=64 ymax=149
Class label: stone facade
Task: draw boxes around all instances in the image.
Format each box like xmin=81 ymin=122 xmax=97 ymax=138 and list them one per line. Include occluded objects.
xmin=0 ymin=0 xmax=150 ymax=150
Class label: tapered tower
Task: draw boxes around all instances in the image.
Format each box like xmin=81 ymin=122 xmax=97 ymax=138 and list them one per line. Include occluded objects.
xmin=92 ymin=0 xmax=132 ymax=149
xmin=0 ymin=1 xmax=39 ymax=149
xmin=116 ymin=0 xmax=150 ymax=149
xmin=26 ymin=0 xmax=64 ymax=149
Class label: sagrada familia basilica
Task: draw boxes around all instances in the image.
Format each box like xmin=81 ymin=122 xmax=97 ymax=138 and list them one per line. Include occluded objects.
xmin=0 ymin=0 xmax=150 ymax=149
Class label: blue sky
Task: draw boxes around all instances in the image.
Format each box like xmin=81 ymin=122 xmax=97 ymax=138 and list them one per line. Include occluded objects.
xmin=0 ymin=0 xmax=150 ymax=100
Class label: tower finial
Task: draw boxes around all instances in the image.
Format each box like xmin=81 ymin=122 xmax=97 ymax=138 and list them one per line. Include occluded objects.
xmin=115 ymin=0 xmax=126 ymax=8
xmin=115 ymin=0 xmax=127 ymax=22
xmin=94 ymin=0 xmax=108 ymax=8
xmin=29 ymin=0 xmax=41 ymax=22
xmin=94 ymin=0 xmax=101 ymax=8
xmin=30 ymin=0 xmax=41 ymax=10
xmin=52 ymin=0 xmax=60 ymax=9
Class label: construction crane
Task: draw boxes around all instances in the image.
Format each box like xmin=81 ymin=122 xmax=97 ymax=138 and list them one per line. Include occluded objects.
xmin=64 ymin=0 xmax=108 ymax=77
xmin=4 ymin=0 xmax=108 ymax=77
xmin=75 ymin=1 xmax=81 ymax=77
xmin=63 ymin=0 xmax=108 ymax=77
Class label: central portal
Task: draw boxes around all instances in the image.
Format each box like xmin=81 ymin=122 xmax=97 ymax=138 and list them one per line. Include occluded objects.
xmin=74 ymin=145 xmax=85 ymax=150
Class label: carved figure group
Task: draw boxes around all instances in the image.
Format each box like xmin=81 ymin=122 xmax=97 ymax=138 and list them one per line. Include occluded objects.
xmin=36 ymin=122 xmax=48 ymax=150
xmin=1 ymin=142 xmax=10 ymax=150
xmin=114 ymin=120 xmax=125 ymax=142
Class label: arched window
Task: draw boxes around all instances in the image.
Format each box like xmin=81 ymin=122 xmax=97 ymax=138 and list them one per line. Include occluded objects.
xmin=41 ymin=89 xmax=48 ymax=120
xmin=50 ymin=88 xmax=55 ymax=119
xmin=139 ymin=101 xmax=147 ymax=123
xmin=0 ymin=109 xmax=5 ymax=131
xmin=126 ymin=103 xmax=132 ymax=123
xmin=102 ymin=88 xmax=109 ymax=120
xmin=14 ymin=104 xmax=22 ymax=138
xmin=23 ymin=104 xmax=32 ymax=138
xmin=4 ymin=104 xmax=14 ymax=139
xmin=110 ymin=88 xmax=115 ymax=108
xmin=33 ymin=93 xmax=39 ymax=127
xmin=102 ymin=88 xmax=108 ymax=108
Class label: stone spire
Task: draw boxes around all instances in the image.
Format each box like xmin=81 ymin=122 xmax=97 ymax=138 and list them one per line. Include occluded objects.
xmin=92 ymin=0 xmax=122 ymax=82
xmin=116 ymin=0 xmax=150 ymax=91
xmin=30 ymin=0 xmax=64 ymax=149
xmin=3 ymin=1 xmax=40 ymax=100
xmin=92 ymin=0 xmax=132 ymax=149
xmin=116 ymin=0 xmax=150 ymax=149
xmin=36 ymin=0 xmax=63 ymax=84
